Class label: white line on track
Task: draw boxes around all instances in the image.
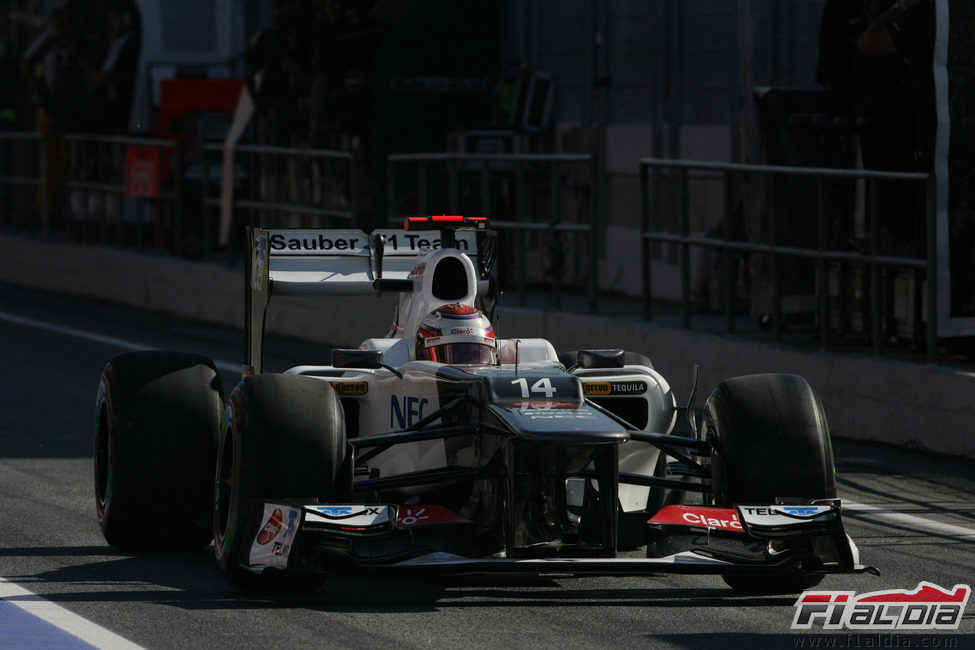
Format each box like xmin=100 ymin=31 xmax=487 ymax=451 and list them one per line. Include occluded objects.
xmin=0 ymin=577 xmax=144 ymax=649
xmin=0 ymin=310 xmax=240 ymax=374
xmin=842 ymin=500 xmax=975 ymax=538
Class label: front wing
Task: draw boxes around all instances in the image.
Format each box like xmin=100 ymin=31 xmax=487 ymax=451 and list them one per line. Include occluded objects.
xmin=241 ymin=500 xmax=877 ymax=578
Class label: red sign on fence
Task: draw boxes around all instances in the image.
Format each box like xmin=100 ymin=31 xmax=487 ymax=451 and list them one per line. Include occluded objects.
xmin=125 ymin=145 xmax=159 ymax=198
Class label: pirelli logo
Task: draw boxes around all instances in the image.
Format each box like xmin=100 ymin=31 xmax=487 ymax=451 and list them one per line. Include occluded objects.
xmin=583 ymin=381 xmax=647 ymax=396
xmin=332 ymin=381 xmax=368 ymax=396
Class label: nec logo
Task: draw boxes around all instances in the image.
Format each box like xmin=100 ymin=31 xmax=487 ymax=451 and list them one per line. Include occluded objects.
xmin=316 ymin=506 xmax=354 ymax=516
xmin=391 ymin=395 xmax=428 ymax=429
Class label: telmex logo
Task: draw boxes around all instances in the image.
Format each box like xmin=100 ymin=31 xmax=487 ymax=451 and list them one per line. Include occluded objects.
xmin=792 ymin=582 xmax=971 ymax=630
xmin=312 ymin=506 xmax=384 ymax=519
xmin=780 ymin=506 xmax=820 ymax=516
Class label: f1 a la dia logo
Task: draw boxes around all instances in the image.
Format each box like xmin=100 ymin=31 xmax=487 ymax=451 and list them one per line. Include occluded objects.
xmin=792 ymin=582 xmax=970 ymax=630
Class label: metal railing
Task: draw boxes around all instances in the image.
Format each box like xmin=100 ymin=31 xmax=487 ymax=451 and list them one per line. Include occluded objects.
xmin=0 ymin=131 xmax=359 ymax=258
xmin=386 ymin=152 xmax=598 ymax=311
xmin=639 ymin=158 xmax=937 ymax=364
xmin=62 ymin=134 xmax=181 ymax=252
xmin=0 ymin=130 xmax=944 ymax=365
xmin=200 ymin=142 xmax=358 ymax=256
xmin=0 ymin=131 xmax=46 ymax=234
xmin=0 ymin=131 xmax=183 ymax=251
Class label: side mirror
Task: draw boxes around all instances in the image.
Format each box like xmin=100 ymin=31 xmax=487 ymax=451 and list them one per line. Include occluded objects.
xmin=576 ymin=349 xmax=625 ymax=369
xmin=331 ymin=349 xmax=384 ymax=369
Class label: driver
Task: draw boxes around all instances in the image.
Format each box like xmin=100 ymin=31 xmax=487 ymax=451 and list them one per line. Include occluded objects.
xmin=415 ymin=304 xmax=497 ymax=365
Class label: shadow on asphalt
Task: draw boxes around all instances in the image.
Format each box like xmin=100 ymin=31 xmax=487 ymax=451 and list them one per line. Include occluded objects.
xmin=4 ymin=543 xmax=799 ymax=613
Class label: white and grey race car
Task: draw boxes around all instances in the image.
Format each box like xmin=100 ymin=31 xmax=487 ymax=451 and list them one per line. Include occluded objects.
xmin=93 ymin=216 xmax=876 ymax=593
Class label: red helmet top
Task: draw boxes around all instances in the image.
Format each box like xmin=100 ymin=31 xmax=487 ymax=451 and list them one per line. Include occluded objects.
xmin=416 ymin=304 xmax=496 ymax=365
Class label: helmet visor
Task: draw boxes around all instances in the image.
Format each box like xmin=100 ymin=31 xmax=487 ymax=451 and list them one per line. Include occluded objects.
xmin=430 ymin=343 xmax=496 ymax=365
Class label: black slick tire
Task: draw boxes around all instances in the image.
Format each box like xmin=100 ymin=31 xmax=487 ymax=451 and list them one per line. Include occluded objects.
xmin=703 ymin=373 xmax=836 ymax=593
xmin=213 ymin=374 xmax=349 ymax=592
xmin=94 ymin=351 xmax=223 ymax=550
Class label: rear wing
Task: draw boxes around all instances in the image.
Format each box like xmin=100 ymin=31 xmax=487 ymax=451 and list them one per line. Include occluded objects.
xmin=245 ymin=218 xmax=494 ymax=373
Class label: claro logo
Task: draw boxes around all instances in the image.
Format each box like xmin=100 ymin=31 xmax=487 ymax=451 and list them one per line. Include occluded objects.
xmin=648 ymin=505 xmax=743 ymax=532
xmin=681 ymin=511 xmax=742 ymax=531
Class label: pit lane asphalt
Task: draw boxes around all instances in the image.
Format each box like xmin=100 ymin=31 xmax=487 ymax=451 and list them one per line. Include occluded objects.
xmin=1 ymin=283 xmax=973 ymax=649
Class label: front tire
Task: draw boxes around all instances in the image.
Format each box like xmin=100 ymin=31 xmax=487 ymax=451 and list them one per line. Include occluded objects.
xmin=704 ymin=373 xmax=836 ymax=593
xmin=94 ymin=351 xmax=223 ymax=550
xmin=213 ymin=374 xmax=349 ymax=592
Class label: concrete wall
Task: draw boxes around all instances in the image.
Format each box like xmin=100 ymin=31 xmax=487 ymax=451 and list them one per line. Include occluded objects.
xmin=4 ymin=233 xmax=973 ymax=460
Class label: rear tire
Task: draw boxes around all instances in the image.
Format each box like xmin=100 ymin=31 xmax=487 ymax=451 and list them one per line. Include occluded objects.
xmin=213 ymin=374 xmax=349 ymax=592
xmin=94 ymin=351 xmax=223 ymax=550
xmin=703 ymin=373 xmax=836 ymax=593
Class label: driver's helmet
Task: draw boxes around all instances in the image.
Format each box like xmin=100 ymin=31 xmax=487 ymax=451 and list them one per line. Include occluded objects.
xmin=415 ymin=304 xmax=497 ymax=364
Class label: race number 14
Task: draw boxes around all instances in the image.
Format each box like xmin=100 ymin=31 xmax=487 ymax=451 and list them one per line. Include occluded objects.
xmin=511 ymin=377 xmax=557 ymax=398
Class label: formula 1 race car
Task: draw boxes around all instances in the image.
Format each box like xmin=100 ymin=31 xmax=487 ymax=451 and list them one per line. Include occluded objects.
xmin=93 ymin=216 xmax=876 ymax=593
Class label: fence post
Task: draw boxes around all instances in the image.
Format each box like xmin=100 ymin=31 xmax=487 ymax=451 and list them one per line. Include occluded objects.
xmin=75 ymin=138 xmax=90 ymax=243
xmin=448 ymin=157 xmax=459 ymax=214
xmin=97 ymin=139 xmax=107 ymax=244
xmin=349 ymin=149 xmax=359 ymax=228
xmin=926 ymin=173 xmax=937 ymax=365
xmin=679 ymin=165 xmax=691 ymax=329
xmin=551 ymin=222 xmax=561 ymax=311
xmin=723 ymin=169 xmax=735 ymax=333
xmin=201 ymin=142 xmax=212 ymax=255
xmin=515 ymin=158 xmax=526 ymax=308
xmin=588 ymin=154 xmax=598 ymax=313
xmin=418 ymin=161 xmax=427 ymax=217
xmin=480 ymin=159 xmax=490 ymax=218
xmin=817 ymin=176 xmax=829 ymax=352
xmin=869 ymin=179 xmax=881 ymax=356
xmin=386 ymin=155 xmax=395 ymax=225
xmin=39 ymin=133 xmax=50 ymax=239
xmin=769 ymin=178 xmax=782 ymax=340
xmin=173 ymin=148 xmax=183 ymax=257
xmin=114 ymin=139 xmax=124 ymax=247
xmin=550 ymin=162 xmax=560 ymax=310
xmin=640 ymin=161 xmax=651 ymax=321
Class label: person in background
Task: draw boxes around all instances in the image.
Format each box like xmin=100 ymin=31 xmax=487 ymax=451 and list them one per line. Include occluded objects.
xmin=245 ymin=0 xmax=316 ymax=146
xmin=858 ymin=0 xmax=936 ymax=172
xmin=816 ymin=0 xmax=864 ymax=114
xmin=83 ymin=0 xmax=140 ymax=134
xmin=855 ymin=0 xmax=936 ymax=254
